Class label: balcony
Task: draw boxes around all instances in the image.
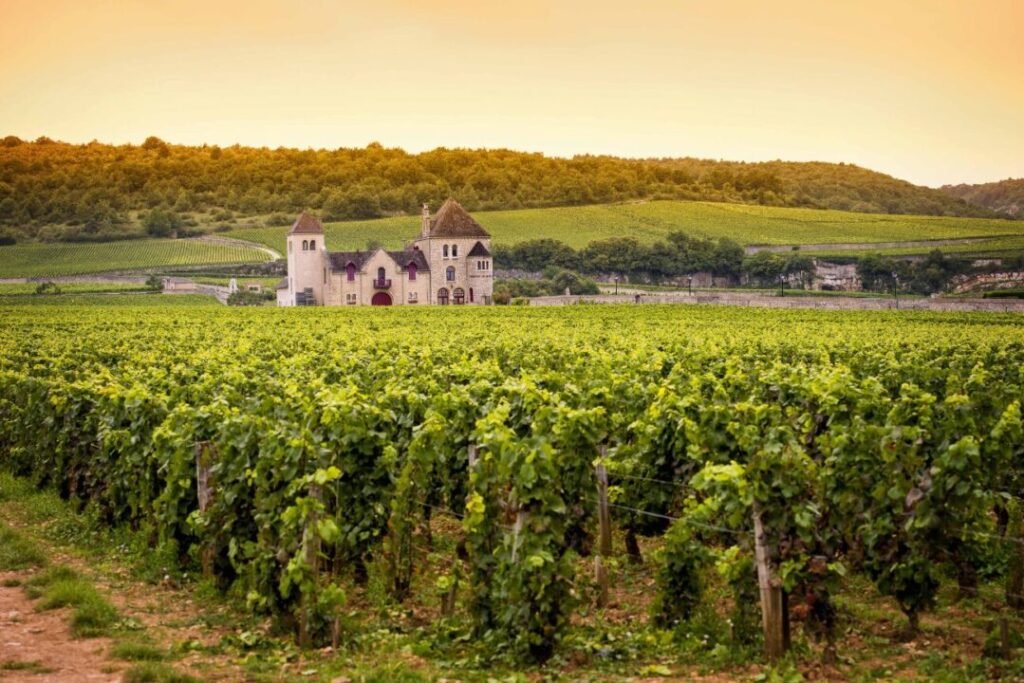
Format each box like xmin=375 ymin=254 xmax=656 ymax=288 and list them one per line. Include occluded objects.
xmin=373 ymin=278 xmax=392 ymax=289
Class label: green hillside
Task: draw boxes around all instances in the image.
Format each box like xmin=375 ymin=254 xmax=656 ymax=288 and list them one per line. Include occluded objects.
xmin=0 ymin=137 xmax=996 ymax=246
xmin=942 ymin=178 xmax=1024 ymax=219
xmin=225 ymin=200 xmax=1024 ymax=252
xmin=0 ymin=238 xmax=270 ymax=278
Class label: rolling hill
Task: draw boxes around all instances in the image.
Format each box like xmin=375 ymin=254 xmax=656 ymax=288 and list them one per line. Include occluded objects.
xmin=942 ymin=178 xmax=1024 ymax=219
xmin=0 ymin=136 xmax=998 ymax=247
xmin=225 ymin=200 xmax=1024 ymax=252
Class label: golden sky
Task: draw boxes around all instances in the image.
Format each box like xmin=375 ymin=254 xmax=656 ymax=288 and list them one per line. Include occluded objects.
xmin=0 ymin=0 xmax=1021 ymax=186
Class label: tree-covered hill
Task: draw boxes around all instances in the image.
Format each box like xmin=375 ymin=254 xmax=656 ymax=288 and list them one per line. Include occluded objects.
xmin=941 ymin=178 xmax=1024 ymax=219
xmin=0 ymin=135 xmax=999 ymax=243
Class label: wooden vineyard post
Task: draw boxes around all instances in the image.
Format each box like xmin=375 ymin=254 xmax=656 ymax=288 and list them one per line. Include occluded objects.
xmin=594 ymin=446 xmax=612 ymax=607
xmin=753 ymin=503 xmax=787 ymax=661
xmin=1007 ymin=505 xmax=1024 ymax=610
xmin=194 ymin=441 xmax=216 ymax=578
xmin=298 ymin=483 xmax=323 ymax=650
xmin=441 ymin=444 xmax=478 ymax=615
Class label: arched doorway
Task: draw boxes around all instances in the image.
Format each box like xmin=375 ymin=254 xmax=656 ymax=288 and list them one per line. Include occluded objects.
xmin=437 ymin=288 xmax=449 ymax=305
xmin=371 ymin=292 xmax=393 ymax=306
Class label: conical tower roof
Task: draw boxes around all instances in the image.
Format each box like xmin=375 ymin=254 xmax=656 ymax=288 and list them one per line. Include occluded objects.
xmin=428 ymin=199 xmax=489 ymax=238
xmin=288 ymin=211 xmax=324 ymax=235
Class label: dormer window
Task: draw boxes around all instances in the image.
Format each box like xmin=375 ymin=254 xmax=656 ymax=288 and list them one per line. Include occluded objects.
xmin=346 ymin=263 xmax=356 ymax=281
xmin=407 ymin=262 xmax=417 ymax=281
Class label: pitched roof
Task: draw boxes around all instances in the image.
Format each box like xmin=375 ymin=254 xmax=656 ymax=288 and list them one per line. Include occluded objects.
xmin=327 ymin=251 xmax=373 ymax=270
xmin=387 ymin=249 xmax=430 ymax=271
xmin=289 ymin=211 xmax=324 ymax=235
xmin=429 ymin=199 xmax=490 ymax=238
xmin=467 ymin=241 xmax=491 ymax=257
xmin=275 ymin=277 xmax=288 ymax=290
xmin=327 ymin=248 xmax=431 ymax=273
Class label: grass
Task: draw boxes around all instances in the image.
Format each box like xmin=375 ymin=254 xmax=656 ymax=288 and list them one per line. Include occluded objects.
xmin=0 ymin=237 xmax=271 ymax=278
xmin=0 ymin=660 xmax=55 ymax=674
xmin=121 ymin=663 xmax=200 ymax=683
xmin=27 ymin=566 xmax=119 ymax=637
xmin=0 ymin=282 xmax=150 ymax=295
xmin=0 ymin=293 xmax=220 ymax=307
xmin=0 ymin=524 xmax=47 ymax=570
xmin=224 ymin=199 xmax=1024 ymax=252
xmin=112 ymin=640 xmax=170 ymax=662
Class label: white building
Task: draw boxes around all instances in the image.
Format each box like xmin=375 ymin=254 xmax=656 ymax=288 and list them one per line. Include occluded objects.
xmin=277 ymin=198 xmax=493 ymax=306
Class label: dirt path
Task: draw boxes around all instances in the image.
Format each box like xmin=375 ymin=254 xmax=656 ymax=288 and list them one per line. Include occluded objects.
xmin=0 ymin=518 xmax=250 ymax=682
xmin=0 ymin=571 xmax=117 ymax=682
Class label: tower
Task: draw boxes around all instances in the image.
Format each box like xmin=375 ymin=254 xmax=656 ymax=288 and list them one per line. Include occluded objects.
xmin=285 ymin=211 xmax=326 ymax=305
xmin=415 ymin=198 xmax=493 ymax=305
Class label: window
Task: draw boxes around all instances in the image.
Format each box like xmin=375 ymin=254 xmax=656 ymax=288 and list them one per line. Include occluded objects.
xmin=302 ymin=240 xmax=309 ymax=251
xmin=408 ymin=292 xmax=418 ymax=303
xmin=452 ymin=244 xmax=458 ymax=257
xmin=469 ymin=287 xmax=474 ymax=303
xmin=443 ymin=244 xmax=449 ymax=258
xmin=377 ymin=266 xmax=386 ymax=280
xmin=477 ymin=260 xmax=490 ymax=271
xmin=310 ymin=240 xmax=316 ymax=250
xmin=453 ymin=287 xmax=465 ymax=305
xmin=407 ymin=262 xmax=417 ymax=281
xmin=446 ymin=266 xmax=456 ymax=281
xmin=346 ymin=263 xmax=355 ymax=281
xmin=323 ymin=268 xmax=326 ymax=284
xmin=437 ymin=288 xmax=449 ymax=305
xmin=346 ymin=293 xmax=357 ymax=305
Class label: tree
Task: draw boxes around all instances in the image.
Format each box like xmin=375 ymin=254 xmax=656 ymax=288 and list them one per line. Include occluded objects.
xmin=742 ymin=251 xmax=785 ymax=286
xmin=783 ymin=253 xmax=816 ymax=289
xmin=143 ymin=208 xmax=182 ymax=237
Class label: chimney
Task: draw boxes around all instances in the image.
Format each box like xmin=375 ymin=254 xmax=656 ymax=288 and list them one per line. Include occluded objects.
xmin=420 ymin=203 xmax=430 ymax=238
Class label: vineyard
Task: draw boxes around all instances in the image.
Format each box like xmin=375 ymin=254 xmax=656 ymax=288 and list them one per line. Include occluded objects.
xmin=2 ymin=304 xmax=1024 ymax=678
xmin=225 ymin=200 xmax=1024 ymax=253
xmin=0 ymin=238 xmax=271 ymax=278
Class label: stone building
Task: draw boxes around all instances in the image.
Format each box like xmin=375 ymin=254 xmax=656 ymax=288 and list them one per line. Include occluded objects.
xmin=276 ymin=198 xmax=493 ymax=306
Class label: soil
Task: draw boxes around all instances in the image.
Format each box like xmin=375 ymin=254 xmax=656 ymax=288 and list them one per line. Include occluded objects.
xmin=0 ymin=570 xmax=118 ymax=682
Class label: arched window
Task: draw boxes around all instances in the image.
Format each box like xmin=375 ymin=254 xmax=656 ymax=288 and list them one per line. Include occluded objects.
xmin=310 ymin=240 xmax=316 ymax=251
xmin=446 ymin=266 xmax=456 ymax=282
xmin=302 ymin=240 xmax=309 ymax=251
xmin=407 ymin=262 xmax=417 ymax=281
xmin=346 ymin=263 xmax=356 ymax=281
xmin=453 ymin=287 xmax=465 ymax=305
xmin=443 ymin=244 xmax=449 ymax=258
xmin=437 ymin=288 xmax=449 ymax=305
xmin=377 ymin=266 xmax=386 ymax=280
xmin=452 ymin=244 xmax=458 ymax=257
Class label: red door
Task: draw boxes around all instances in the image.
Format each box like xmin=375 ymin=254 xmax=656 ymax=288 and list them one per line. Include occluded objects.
xmin=371 ymin=292 xmax=392 ymax=306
